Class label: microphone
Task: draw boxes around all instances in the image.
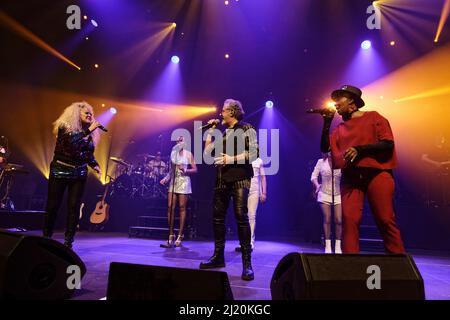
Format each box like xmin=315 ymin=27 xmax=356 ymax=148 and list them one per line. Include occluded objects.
xmin=98 ymin=125 xmax=108 ymax=132
xmin=305 ymin=108 xmax=336 ymax=116
xmin=199 ymin=119 xmax=220 ymax=130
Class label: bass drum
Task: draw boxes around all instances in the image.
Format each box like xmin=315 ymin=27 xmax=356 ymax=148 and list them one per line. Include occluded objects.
xmin=111 ymin=173 xmax=133 ymax=196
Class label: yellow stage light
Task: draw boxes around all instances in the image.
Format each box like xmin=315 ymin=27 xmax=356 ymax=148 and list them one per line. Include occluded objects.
xmin=434 ymin=0 xmax=450 ymax=43
xmin=0 ymin=11 xmax=81 ymax=70
xmin=326 ymin=101 xmax=335 ymax=108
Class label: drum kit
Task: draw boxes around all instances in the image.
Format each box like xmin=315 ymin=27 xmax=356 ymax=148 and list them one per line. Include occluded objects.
xmin=109 ymin=153 xmax=169 ymax=199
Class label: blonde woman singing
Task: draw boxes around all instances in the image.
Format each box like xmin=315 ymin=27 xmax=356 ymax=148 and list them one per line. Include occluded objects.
xmin=43 ymin=102 xmax=103 ymax=249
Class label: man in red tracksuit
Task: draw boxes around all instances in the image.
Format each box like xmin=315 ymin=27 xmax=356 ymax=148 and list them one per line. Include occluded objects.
xmin=320 ymin=85 xmax=405 ymax=254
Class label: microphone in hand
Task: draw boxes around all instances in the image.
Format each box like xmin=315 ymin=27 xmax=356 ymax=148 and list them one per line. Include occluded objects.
xmin=199 ymin=119 xmax=220 ymax=130
xmin=306 ymin=108 xmax=336 ymax=119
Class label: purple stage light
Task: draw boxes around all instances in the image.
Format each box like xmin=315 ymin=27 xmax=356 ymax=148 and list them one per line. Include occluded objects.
xmin=109 ymin=107 xmax=117 ymax=114
xmin=171 ymin=55 xmax=180 ymax=64
xmin=361 ymin=40 xmax=372 ymax=50
xmin=265 ymin=100 xmax=274 ymax=108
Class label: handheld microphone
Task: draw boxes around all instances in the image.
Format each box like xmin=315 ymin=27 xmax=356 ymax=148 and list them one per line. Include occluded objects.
xmin=305 ymin=108 xmax=336 ymax=116
xmin=98 ymin=125 xmax=108 ymax=132
xmin=199 ymin=119 xmax=220 ymax=130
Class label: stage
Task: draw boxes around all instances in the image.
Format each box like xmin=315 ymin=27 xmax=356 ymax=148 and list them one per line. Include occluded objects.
xmin=21 ymin=231 xmax=450 ymax=300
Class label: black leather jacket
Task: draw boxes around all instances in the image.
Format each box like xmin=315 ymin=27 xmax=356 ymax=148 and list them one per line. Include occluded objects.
xmin=213 ymin=121 xmax=259 ymax=184
xmin=50 ymin=127 xmax=98 ymax=179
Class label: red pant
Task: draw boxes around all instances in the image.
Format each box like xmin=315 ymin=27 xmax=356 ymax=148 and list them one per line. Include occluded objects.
xmin=341 ymin=168 xmax=405 ymax=253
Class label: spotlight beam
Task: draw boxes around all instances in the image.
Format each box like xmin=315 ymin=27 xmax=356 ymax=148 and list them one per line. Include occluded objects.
xmin=0 ymin=11 xmax=81 ymax=70
xmin=434 ymin=0 xmax=450 ymax=43
xmin=393 ymin=85 xmax=450 ymax=103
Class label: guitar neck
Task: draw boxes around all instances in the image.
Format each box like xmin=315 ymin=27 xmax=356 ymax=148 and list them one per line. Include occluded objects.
xmin=101 ymin=184 xmax=109 ymax=203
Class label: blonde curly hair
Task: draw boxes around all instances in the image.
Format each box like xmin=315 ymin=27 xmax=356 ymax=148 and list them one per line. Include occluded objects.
xmin=53 ymin=101 xmax=100 ymax=145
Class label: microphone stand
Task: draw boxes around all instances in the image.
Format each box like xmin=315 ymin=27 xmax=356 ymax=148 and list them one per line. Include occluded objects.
xmin=169 ymin=145 xmax=179 ymax=241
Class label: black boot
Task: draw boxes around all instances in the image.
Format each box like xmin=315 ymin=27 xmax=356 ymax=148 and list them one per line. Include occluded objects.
xmin=64 ymin=238 xmax=73 ymax=249
xmin=199 ymin=248 xmax=225 ymax=269
xmin=241 ymin=248 xmax=254 ymax=281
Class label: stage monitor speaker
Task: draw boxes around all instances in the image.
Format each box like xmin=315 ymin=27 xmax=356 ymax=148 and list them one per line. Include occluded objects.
xmin=0 ymin=230 xmax=86 ymax=300
xmin=107 ymin=262 xmax=234 ymax=300
xmin=271 ymin=253 xmax=424 ymax=300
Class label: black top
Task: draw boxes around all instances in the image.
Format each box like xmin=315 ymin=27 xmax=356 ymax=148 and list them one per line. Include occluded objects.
xmin=50 ymin=126 xmax=98 ymax=179
xmin=211 ymin=121 xmax=259 ymax=185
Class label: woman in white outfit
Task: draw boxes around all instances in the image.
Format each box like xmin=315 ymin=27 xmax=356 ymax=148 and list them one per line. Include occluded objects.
xmin=235 ymin=157 xmax=267 ymax=252
xmin=310 ymin=152 xmax=342 ymax=253
xmin=160 ymin=136 xmax=197 ymax=248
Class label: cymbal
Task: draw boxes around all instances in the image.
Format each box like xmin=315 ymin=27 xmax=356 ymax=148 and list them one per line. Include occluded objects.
xmin=110 ymin=157 xmax=131 ymax=167
xmin=4 ymin=163 xmax=28 ymax=174
xmin=137 ymin=154 xmax=156 ymax=159
xmin=4 ymin=163 xmax=24 ymax=169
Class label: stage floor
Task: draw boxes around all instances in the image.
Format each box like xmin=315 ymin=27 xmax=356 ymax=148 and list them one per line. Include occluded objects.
xmin=26 ymin=232 xmax=450 ymax=300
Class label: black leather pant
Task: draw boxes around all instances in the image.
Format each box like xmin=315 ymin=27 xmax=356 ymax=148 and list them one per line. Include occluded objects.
xmin=213 ymin=186 xmax=252 ymax=254
xmin=43 ymin=176 xmax=86 ymax=243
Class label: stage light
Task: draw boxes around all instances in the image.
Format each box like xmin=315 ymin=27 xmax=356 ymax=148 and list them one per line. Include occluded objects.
xmin=172 ymin=22 xmax=177 ymax=28
xmin=0 ymin=11 xmax=81 ymax=70
xmin=91 ymin=19 xmax=98 ymax=28
xmin=83 ymin=15 xmax=88 ymax=20
xmin=101 ymin=103 xmax=105 ymax=107
xmin=225 ymin=53 xmax=230 ymax=59
xmin=171 ymin=55 xmax=180 ymax=64
xmin=434 ymin=0 xmax=450 ymax=43
xmin=85 ymin=36 xmax=89 ymax=41
xmin=327 ymin=101 xmax=335 ymax=108
xmin=94 ymin=63 xmax=99 ymax=68
xmin=109 ymin=107 xmax=117 ymax=114
xmin=265 ymin=100 xmax=274 ymax=108
xmin=225 ymin=1 xmax=229 ymax=5
xmin=390 ymin=41 xmax=396 ymax=46
xmin=361 ymin=40 xmax=372 ymax=50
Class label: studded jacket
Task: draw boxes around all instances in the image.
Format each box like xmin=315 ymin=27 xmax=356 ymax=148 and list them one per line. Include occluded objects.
xmin=50 ymin=127 xmax=98 ymax=179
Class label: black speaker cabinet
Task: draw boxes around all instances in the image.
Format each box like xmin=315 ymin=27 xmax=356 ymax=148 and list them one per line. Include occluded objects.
xmin=0 ymin=230 xmax=86 ymax=300
xmin=107 ymin=262 xmax=234 ymax=300
xmin=271 ymin=253 xmax=424 ymax=300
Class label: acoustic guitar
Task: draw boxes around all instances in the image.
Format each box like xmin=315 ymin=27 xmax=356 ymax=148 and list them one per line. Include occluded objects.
xmin=90 ymin=183 xmax=110 ymax=224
